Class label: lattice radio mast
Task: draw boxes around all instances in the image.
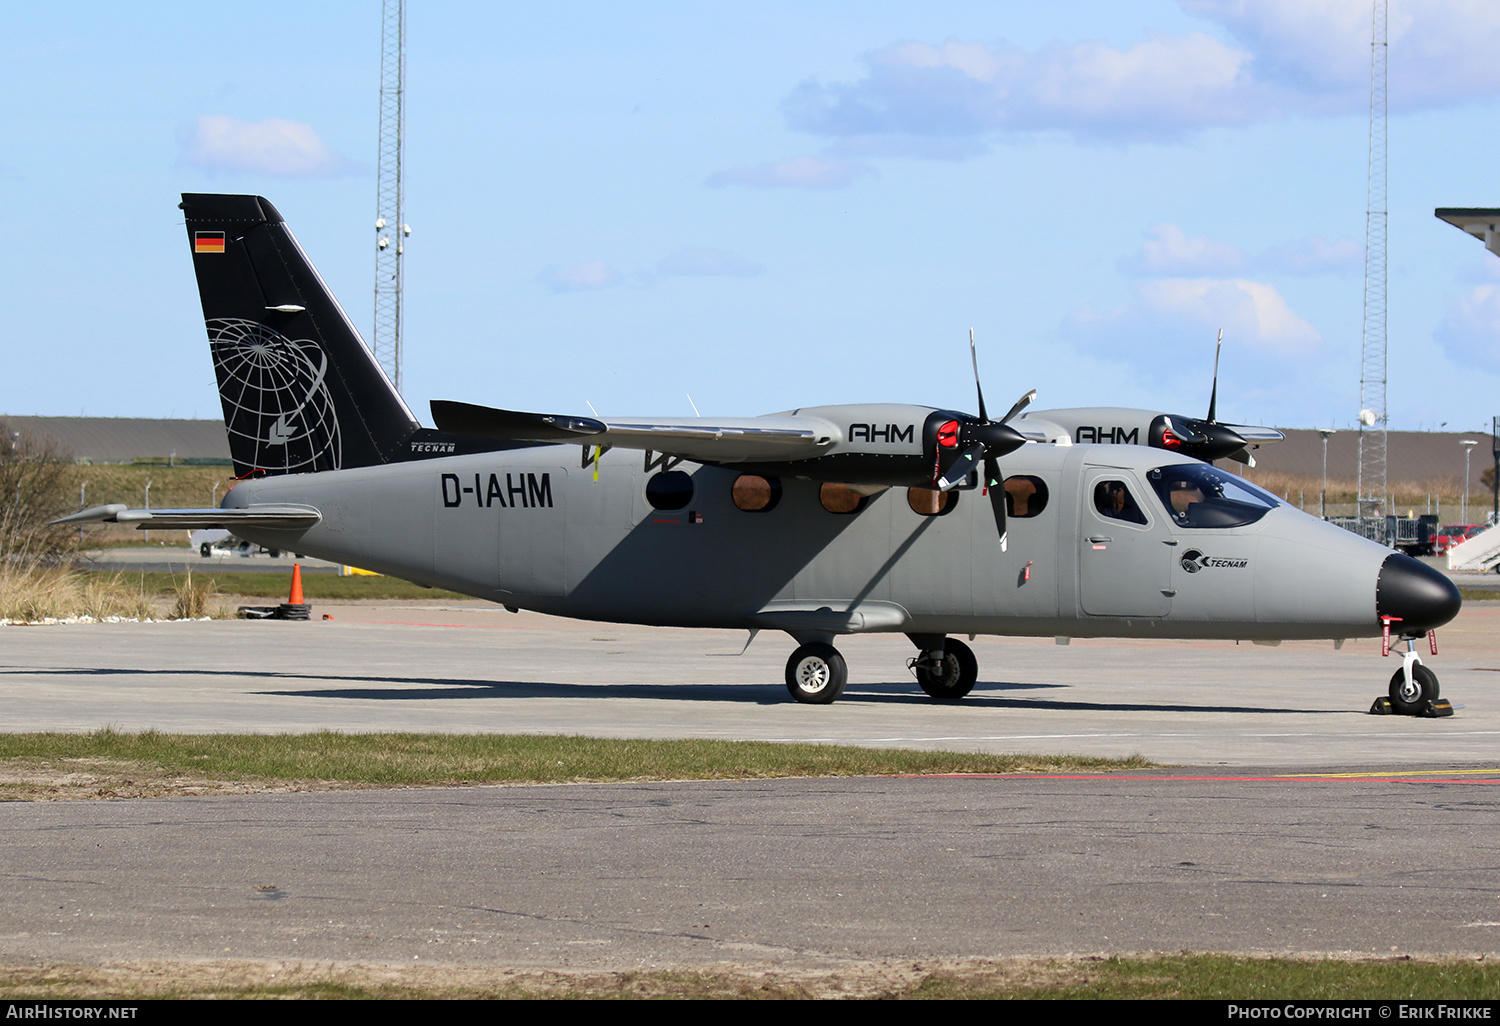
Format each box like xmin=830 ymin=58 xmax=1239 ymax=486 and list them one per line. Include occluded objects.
xmin=373 ymin=0 xmax=407 ymax=392
xmin=1357 ymin=0 xmax=1388 ymax=521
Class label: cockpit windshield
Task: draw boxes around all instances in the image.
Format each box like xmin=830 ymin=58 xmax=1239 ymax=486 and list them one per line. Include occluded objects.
xmin=1147 ymin=464 xmax=1279 ymax=529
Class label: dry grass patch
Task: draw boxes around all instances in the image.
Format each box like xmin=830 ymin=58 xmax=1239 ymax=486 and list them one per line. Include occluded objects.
xmin=0 ymin=954 xmax=1495 ymax=1000
xmin=0 ymin=563 xmax=157 ymax=622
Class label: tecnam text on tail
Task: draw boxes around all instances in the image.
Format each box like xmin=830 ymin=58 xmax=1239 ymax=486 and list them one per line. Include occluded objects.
xmin=59 ymin=195 xmax=1461 ymax=710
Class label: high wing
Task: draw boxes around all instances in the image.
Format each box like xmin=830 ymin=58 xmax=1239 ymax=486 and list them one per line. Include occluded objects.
xmin=430 ymin=400 xmax=839 ymax=464
xmin=51 ymin=503 xmax=322 ymax=530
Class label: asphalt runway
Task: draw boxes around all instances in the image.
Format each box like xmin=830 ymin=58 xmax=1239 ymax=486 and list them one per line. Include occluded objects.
xmin=1 ymin=600 xmax=1498 ymax=765
xmin=2 ymin=601 xmax=1499 ymax=967
xmin=3 ymin=772 xmax=1499 ymax=967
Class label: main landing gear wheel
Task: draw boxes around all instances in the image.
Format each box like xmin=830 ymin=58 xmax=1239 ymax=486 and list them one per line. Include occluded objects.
xmin=785 ymin=643 xmax=847 ymax=704
xmin=1388 ymin=664 xmax=1439 ymax=715
xmin=914 ymin=637 xmax=979 ymax=700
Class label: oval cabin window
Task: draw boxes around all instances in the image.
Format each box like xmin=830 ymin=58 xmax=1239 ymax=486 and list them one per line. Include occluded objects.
xmin=1003 ymin=476 xmax=1049 ymax=518
xmin=819 ymin=482 xmax=867 ymax=515
xmin=732 ymin=474 xmax=782 ymax=512
xmin=906 ymin=487 xmax=956 ymax=517
xmin=646 ymin=470 xmax=694 ymax=510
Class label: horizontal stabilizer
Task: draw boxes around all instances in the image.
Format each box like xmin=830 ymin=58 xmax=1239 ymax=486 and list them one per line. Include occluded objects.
xmin=432 ymin=400 xmax=837 ymax=464
xmin=431 ymin=401 xmax=606 ymax=441
xmin=51 ymin=503 xmax=322 ymax=530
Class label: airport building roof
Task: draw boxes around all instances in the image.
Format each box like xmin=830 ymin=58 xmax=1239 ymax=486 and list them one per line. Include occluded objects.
xmin=0 ymin=416 xmax=230 ymax=464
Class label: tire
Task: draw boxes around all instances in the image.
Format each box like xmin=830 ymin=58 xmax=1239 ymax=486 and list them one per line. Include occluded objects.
xmin=785 ymin=643 xmax=847 ymax=704
xmin=1388 ymin=664 xmax=1439 ymax=715
xmin=915 ymin=637 xmax=979 ymax=700
xmin=268 ymin=549 xmax=281 ymax=558
xmin=200 ymin=543 xmax=212 ymax=558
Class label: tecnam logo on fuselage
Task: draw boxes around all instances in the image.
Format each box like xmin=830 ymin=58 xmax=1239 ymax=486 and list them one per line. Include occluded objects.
xmin=1180 ymin=548 xmax=1249 ymax=573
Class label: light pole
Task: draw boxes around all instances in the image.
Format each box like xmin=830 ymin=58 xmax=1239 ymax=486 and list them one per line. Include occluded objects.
xmin=1461 ymin=440 xmax=1479 ymax=523
xmin=1319 ymin=429 xmax=1335 ymax=519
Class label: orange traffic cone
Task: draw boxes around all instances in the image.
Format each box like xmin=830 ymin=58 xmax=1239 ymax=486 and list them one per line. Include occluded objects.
xmin=277 ymin=562 xmax=311 ymax=620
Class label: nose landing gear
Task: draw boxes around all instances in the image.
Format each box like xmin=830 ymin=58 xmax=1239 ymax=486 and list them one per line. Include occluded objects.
xmin=1371 ymin=629 xmax=1453 ymax=717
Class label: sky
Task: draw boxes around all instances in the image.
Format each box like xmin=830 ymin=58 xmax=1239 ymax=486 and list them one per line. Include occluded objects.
xmin=5 ymin=1 xmax=1500 ymax=433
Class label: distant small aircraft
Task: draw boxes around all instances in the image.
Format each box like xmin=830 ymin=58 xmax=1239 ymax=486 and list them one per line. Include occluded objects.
xmin=60 ymin=195 xmax=1460 ymax=712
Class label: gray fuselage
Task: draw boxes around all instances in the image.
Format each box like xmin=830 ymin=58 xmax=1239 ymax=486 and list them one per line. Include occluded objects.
xmin=226 ymin=440 xmax=1395 ymax=643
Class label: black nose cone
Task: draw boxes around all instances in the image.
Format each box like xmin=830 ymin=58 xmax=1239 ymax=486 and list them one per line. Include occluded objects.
xmin=1376 ymin=553 xmax=1462 ymax=633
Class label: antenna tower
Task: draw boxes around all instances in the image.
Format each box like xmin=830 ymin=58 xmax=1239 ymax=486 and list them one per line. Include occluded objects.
xmin=373 ymin=0 xmax=407 ymax=392
xmin=1357 ymin=0 xmax=1388 ymax=520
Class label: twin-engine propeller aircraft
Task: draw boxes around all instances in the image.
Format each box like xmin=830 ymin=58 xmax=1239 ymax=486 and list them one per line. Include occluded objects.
xmin=58 ymin=194 xmax=1462 ymax=711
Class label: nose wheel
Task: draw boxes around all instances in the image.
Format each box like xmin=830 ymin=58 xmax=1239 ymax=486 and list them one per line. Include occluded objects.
xmin=1372 ymin=635 xmax=1452 ymax=717
xmin=1387 ymin=663 xmax=1439 ymax=715
xmin=785 ymin=643 xmax=847 ymax=704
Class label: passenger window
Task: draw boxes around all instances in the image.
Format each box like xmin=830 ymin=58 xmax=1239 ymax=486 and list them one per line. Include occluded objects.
xmin=1002 ymin=476 xmax=1048 ymax=518
xmin=732 ymin=474 xmax=782 ymax=512
xmin=646 ymin=470 xmax=694 ymax=510
xmin=906 ymin=487 xmax=956 ymax=517
xmin=819 ymin=482 xmax=867 ymax=515
xmin=1093 ymin=480 xmax=1148 ymax=525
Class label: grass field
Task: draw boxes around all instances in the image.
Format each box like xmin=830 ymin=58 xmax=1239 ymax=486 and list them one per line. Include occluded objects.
xmin=0 ymin=729 xmax=1149 ymax=800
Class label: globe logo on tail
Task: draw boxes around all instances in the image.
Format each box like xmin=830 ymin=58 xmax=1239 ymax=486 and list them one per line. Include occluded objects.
xmin=207 ymin=318 xmax=342 ymax=473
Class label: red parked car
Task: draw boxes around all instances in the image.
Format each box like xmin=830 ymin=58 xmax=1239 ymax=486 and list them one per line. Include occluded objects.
xmin=1434 ymin=523 xmax=1483 ymax=555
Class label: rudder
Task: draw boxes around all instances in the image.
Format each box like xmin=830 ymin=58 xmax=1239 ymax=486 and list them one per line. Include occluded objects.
xmin=181 ymin=193 xmax=420 ymax=477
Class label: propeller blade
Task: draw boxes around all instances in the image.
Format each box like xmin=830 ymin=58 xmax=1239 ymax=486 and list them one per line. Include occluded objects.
xmin=936 ymin=442 xmax=984 ymax=492
xmin=986 ymin=455 xmax=1008 ymax=553
xmin=1206 ymin=327 xmax=1223 ymax=424
xmin=969 ymin=328 xmax=988 ymax=422
xmin=998 ymin=389 xmax=1037 ymax=426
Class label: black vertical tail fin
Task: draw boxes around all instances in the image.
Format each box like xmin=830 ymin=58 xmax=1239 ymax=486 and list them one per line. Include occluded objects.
xmin=180 ymin=193 xmax=420 ymax=477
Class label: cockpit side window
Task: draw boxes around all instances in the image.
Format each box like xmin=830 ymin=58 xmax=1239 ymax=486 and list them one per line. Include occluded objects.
xmin=1093 ymin=480 xmax=1148 ymax=525
xmin=1147 ymin=464 xmax=1278 ymax=528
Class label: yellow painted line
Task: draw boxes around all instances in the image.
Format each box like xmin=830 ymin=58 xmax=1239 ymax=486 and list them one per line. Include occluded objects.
xmin=1275 ymin=767 xmax=1500 ymax=779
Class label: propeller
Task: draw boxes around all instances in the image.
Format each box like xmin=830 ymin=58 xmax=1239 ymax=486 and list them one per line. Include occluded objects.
xmin=1201 ymin=328 xmax=1255 ymax=465
xmin=1149 ymin=329 xmax=1254 ymax=465
xmin=932 ymin=331 xmax=1034 ymax=551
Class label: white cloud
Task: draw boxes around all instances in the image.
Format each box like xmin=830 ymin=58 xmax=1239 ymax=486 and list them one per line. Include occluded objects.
xmin=1259 ymin=235 xmax=1362 ymax=275
xmin=539 ymin=260 xmax=622 ymax=293
xmin=706 ymin=156 xmax=874 ymax=189
xmin=657 ymin=246 xmax=761 ymax=277
xmin=1125 ymin=223 xmax=1247 ymax=275
xmin=784 ymin=33 xmax=1271 ymax=144
xmin=179 ymin=116 xmax=350 ymax=176
xmin=1184 ymin=0 xmax=1500 ymax=111
xmin=1145 ymin=278 xmax=1319 ymax=353
xmin=1437 ymin=283 xmax=1500 ymax=373
xmin=1068 ymin=277 xmax=1320 ymax=361
xmin=779 ymin=2 xmax=1500 ymax=147
xmin=1123 ymin=225 xmax=1361 ymax=277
